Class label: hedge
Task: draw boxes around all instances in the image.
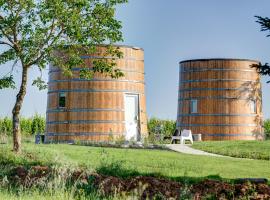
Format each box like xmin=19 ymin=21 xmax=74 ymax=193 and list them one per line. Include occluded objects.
xmin=0 ymin=114 xmax=45 ymax=135
xmin=147 ymin=117 xmax=176 ymax=138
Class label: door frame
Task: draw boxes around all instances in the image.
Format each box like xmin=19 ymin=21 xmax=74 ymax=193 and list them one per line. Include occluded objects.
xmin=124 ymin=93 xmax=141 ymax=141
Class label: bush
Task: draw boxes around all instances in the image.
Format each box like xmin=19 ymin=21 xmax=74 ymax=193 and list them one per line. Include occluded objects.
xmin=0 ymin=115 xmax=45 ymax=136
xmin=20 ymin=117 xmax=33 ymax=135
xmin=147 ymin=117 xmax=176 ymax=138
xmin=0 ymin=117 xmax=12 ymax=135
xmin=31 ymin=114 xmax=46 ymax=135
xmin=264 ymin=119 xmax=270 ymax=139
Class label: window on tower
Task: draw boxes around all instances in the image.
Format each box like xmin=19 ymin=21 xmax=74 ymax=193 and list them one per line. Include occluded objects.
xmin=190 ymin=99 xmax=198 ymax=113
xmin=59 ymin=92 xmax=66 ymax=108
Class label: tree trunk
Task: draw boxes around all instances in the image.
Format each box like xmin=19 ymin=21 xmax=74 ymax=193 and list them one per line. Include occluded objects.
xmin=12 ymin=67 xmax=28 ymax=153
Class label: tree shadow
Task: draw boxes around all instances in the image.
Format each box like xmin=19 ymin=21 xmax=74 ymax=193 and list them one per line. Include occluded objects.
xmin=95 ymin=160 xmax=232 ymax=184
xmin=236 ymin=68 xmax=264 ymax=140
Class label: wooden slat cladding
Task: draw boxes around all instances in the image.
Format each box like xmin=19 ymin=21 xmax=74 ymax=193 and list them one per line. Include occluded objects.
xmin=46 ymin=46 xmax=148 ymax=143
xmin=177 ymin=59 xmax=263 ymax=141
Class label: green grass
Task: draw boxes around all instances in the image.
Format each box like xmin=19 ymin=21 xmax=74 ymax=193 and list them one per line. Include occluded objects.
xmin=0 ymin=142 xmax=269 ymax=181
xmin=192 ymin=140 xmax=270 ymax=160
xmin=0 ymin=140 xmax=270 ymax=199
xmin=0 ymin=189 xmax=112 ymax=200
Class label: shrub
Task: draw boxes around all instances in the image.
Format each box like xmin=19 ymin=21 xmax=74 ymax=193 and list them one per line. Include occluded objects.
xmin=264 ymin=119 xmax=270 ymax=139
xmin=20 ymin=117 xmax=33 ymax=135
xmin=31 ymin=114 xmax=46 ymax=135
xmin=0 ymin=115 xmax=45 ymax=136
xmin=147 ymin=117 xmax=176 ymax=138
xmin=0 ymin=117 xmax=12 ymax=135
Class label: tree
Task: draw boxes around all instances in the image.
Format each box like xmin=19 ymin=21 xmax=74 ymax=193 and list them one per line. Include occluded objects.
xmin=0 ymin=0 xmax=127 ymax=153
xmin=253 ymin=16 xmax=270 ymax=83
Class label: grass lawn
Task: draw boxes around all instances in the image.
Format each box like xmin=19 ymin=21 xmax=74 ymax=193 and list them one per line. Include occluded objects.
xmin=192 ymin=140 xmax=270 ymax=160
xmin=0 ymin=142 xmax=269 ymax=181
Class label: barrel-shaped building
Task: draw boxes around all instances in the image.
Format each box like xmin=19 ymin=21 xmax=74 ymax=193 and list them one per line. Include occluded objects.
xmin=46 ymin=45 xmax=147 ymax=143
xmin=177 ymin=58 xmax=263 ymax=141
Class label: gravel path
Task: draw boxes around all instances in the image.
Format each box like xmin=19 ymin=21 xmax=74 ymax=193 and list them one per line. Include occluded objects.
xmin=166 ymin=144 xmax=225 ymax=157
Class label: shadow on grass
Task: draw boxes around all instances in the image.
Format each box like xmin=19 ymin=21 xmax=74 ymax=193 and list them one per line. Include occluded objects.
xmin=96 ymin=160 xmax=230 ymax=184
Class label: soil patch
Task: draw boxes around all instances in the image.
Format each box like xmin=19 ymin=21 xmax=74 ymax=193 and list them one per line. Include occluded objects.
xmin=8 ymin=166 xmax=270 ymax=199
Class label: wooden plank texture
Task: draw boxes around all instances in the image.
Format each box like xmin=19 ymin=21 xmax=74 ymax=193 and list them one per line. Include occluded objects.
xmin=46 ymin=46 xmax=147 ymax=142
xmin=177 ymin=59 xmax=263 ymax=141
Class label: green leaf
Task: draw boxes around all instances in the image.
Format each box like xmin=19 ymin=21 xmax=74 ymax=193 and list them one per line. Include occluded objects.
xmin=0 ymin=75 xmax=16 ymax=89
xmin=0 ymin=49 xmax=16 ymax=65
xmin=79 ymin=68 xmax=94 ymax=79
xmin=32 ymin=77 xmax=47 ymax=90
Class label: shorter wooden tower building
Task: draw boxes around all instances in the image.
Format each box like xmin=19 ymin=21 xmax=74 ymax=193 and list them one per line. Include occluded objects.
xmin=46 ymin=45 xmax=147 ymax=143
xmin=177 ymin=58 xmax=263 ymax=141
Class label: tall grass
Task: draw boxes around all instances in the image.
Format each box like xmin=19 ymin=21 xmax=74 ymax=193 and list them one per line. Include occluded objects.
xmin=0 ymin=114 xmax=45 ymax=136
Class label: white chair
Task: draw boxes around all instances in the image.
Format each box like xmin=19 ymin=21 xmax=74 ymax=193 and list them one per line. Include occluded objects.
xmin=180 ymin=129 xmax=193 ymax=144
xmin=171 ymin=129 xmax=181 ymax=144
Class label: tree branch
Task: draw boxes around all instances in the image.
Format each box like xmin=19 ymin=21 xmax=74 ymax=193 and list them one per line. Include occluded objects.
xmin=0 ymin=28 xmax=15 ymax=47
xmin=27 ymin=27 xmax=65 ymax=67
xmin=0 ymin=40 xmax=13 ymax=48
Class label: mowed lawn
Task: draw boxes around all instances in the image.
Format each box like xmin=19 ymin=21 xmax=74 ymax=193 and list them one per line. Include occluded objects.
xmin=0 ymin=142 xmax=269 ymax=181
xmin=192 ymin=140 xmax=270 ymax=160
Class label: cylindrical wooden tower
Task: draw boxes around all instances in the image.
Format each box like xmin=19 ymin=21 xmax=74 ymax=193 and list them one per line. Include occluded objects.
xmin=46 ymin=45 xmax=147 ymax=143
xmin=177 ymin=58 xmax=263 ymax=141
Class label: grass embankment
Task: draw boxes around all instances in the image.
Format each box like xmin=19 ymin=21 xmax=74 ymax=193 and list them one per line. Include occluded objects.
xmin=192 ymin=140 xmax=270 ymax=160
xmin=0 ymin=141 xmax=270 ymax=199
xmin=0 ymin=142 xmax=269 ymax=180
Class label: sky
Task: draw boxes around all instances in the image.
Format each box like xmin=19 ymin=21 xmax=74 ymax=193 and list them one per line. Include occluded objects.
xmin=0 ymin=0 xmax=269 ymax=120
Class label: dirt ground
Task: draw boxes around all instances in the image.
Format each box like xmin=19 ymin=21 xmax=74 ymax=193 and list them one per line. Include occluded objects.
xmin=10 ymin=166 xmax=270 ymax=199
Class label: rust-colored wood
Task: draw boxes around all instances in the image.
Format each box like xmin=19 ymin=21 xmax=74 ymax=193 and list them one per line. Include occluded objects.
xmin=46 ymin=46 xmax=147 ymax=142
xmin=177 ymin=59 xmax=263 ymax=141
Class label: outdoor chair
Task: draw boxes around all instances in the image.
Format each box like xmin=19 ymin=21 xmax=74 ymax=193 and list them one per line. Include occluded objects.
xmin=171 ymin=129 xmax=193 ymax=144
xmin=180 ymin=129 xmax=193 ymax=144
xmin=171 ymin=129 xmax=181 ymax=144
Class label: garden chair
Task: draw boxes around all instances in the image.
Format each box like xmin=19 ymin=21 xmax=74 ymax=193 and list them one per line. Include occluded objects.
xmin=180 ymin=129 xmax=193 ymax=144
xmin=171 ymin=129 xmax=181 ymax=144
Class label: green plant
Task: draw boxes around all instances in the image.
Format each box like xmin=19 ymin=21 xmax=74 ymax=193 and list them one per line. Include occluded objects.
xmin=114 ymin=135 xmax=126 ymax=146
xmin=0 ymin=0 xmax=127 ymax=153
xmin=108 ymin=129 xmax=114 ymax=144
xmin=147 ymin=117 xmax=176 ymax=139
xmin=31 ymin=114 xmax=46 ymax=135
xmin=264 ymin=119 xmax=270 ymax=139
xmin=20 ymin=117 xmax=33 ymax=136
xmin=0 ymin=116 xmax=45 ymax=136
xmin=0 ymin=132 xmax=8 ymax=144
xmin=0 ymin=117 xmax=12 ymax=135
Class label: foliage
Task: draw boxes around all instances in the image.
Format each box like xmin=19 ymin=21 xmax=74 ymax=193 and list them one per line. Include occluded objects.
xmin=0 ymin=117 xmax=12 ymax=135
xmin=31 ymin=114 xmax=46 ymax=135
xmin=253 ymin=16 xmax=270 ymax=82
xmin=264 ymin=119 xmax=270 ymax=139
xmin=0 ymin=115 xmax=45 ymax=135
xmin=20 ymin=117 xmax=33 ymax=135
xmin=0 ymin=0 xmax=128 ymax=83
xmin=0 ymin=75 xmax=15 ymax=89
xmin=193 ymin=140 xmax=270 ymax=160
xmin=0 ymin=0 xmax=128 ymax=152
xmin=147 ymin=117 xmax=176 ymax=138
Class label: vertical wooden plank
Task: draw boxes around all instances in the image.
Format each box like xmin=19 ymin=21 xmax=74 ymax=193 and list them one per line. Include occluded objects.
xmin=177 ymin=59 xmax=262 ymax=141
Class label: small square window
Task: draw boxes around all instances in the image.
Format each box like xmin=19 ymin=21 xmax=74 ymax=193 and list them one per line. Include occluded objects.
xmin=59 ymin=92 xmax=66 ymax=108
xmin=250 ymin=100 xmax=256 ymax=113
xmin=190 ymin=99 xmax=198 ymax=113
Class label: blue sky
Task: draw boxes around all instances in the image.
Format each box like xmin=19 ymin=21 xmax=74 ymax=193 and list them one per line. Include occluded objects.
xmin=0 ymin=0 xmax=269 ymax=119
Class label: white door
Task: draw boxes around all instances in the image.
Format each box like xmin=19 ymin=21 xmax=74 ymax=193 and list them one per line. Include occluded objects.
xmin=124 ymin=94 xmax=139 ymax=141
